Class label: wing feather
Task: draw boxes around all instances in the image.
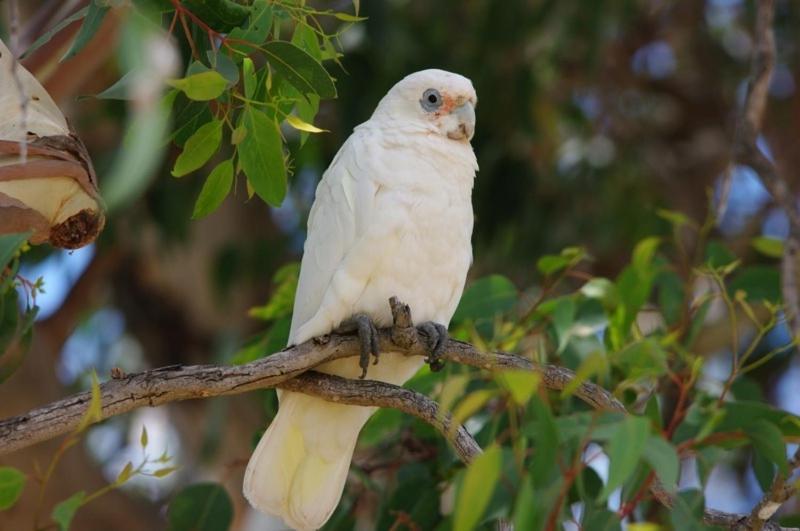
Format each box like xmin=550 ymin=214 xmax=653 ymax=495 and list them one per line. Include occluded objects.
xmin=288 ymin=130 xmax=377 ymax=344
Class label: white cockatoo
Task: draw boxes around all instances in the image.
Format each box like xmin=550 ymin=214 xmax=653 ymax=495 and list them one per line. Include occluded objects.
xmin=243 ymin=69 xmax=478 ymax=530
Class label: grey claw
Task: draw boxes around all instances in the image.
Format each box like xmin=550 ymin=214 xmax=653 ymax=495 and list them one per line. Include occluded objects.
xmin=342 ymin=314 xmax=380 ymax=379
xmin=419 ymin=321 xmax=448 ymax=372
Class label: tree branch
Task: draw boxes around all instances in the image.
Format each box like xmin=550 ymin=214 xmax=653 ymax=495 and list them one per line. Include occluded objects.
xmin=0 ymin=298 xmax=624 ymax=456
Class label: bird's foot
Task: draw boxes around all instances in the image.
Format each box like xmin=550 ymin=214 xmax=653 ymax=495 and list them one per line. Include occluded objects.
xmin=418 ymin=321 xmax=448 ymax=372
xmin=336 ymin=314 xmax=380 ymax=379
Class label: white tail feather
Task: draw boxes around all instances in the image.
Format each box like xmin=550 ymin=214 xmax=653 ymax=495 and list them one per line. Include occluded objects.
xmin=243 ymin=391 xmax=374 ymax=530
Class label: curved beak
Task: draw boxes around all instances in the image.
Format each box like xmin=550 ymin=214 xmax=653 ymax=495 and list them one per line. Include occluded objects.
xmin=447 ymin=101 xmax=475 ymax=141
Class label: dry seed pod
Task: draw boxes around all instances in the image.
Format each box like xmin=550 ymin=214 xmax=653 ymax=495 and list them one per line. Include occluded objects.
xmin=0 ymin=38 xmax=104 ymax=249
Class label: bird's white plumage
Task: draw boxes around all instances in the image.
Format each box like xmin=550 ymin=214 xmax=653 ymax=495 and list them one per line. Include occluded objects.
xmin=244 ymin=69 xmax=478 ymax=530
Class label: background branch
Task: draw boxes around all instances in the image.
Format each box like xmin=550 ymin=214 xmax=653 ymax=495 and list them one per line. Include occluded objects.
xmin=730 ymin=1 xmax=800 ymax=528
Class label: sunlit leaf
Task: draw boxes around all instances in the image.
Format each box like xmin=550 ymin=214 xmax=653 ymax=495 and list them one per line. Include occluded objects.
xmin=192 ymin=159 xmax=234 ymax=219
xmin=248 ymin=263 xmax=300 ymax=321
xmin=77 ymin=371 xmax=102 ymax=432
xmin=153 ymin=466 xmax=179 ymax=478
xmin=333 ymin=12 xmax=368 ymax=22
xmin=454 ymin=445 xmax=501 ymax=531
xmin=285 ymin=114 xmax=327 ymax=133
xmin=172 ymin=119 xmax=223 ymax=177
xmin=116 ymin=462 xmax=134 ymax=484
xmin=751 ymin=236 xmax=784 ymax=259
xmin=242 ymin=58 xmax=257 ymax=99
xmin=498 ymin=370 xmax=540 ymax=405
xmin=168 ymin=71 xmax=228 ymax=101
xmin=451 ymin=389 xmax=495 ymax=426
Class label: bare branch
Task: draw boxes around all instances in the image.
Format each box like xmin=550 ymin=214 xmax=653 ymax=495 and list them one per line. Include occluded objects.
xmin=0 ymin=300 xmax=625 ymax=456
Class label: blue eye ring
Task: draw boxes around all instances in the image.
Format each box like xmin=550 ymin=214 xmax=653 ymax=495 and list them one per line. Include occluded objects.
xmin=420 ymin=88 xmax=443 ymax=112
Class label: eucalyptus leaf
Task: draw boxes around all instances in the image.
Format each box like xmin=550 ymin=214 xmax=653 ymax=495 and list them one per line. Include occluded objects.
xmin=262 ymin=41 xmax=336 ymax=99
xmin=238 ymin=105 xmax=287 ymax=206
xmin=192 ymin=159 xmax=234 ymax=219
xmin=62 ymin=1 xmax=109 ymax=61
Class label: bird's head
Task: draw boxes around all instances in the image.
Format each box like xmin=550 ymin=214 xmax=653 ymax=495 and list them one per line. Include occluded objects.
xmin=374 ymin=69 xmax=477 ymax=142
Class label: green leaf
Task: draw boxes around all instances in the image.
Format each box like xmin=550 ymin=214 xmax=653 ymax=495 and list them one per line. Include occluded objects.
xmin=454 ymin=445 xmax=502 ymax=531
xmin=0 ymin=467 xmax=25 ymax=510
xmin=333 ymin=12 xmax=368 ymax=22
xmin=167 ymin=483 xmax=233 ymax=531
xmin=729 ymin=266 xmax=781 ymax=303
xmin=285 ymin=114 xmax=327 ymax=133
xmin=172 ymin=119 xmax=223 ymax=177
xmin=153 ymin=466 xmax=179 ymax=478
xmin=582 ymin=507 xmax=622 ymax=531
xmin=751 ymin=236 xmax=784 ymax=258
xmin=451 ymin=389 xmax=495 ymax=426
xmin=642 ymin=436 xmax=679 ymax=492
xmin=227 ymin=1 xmax=273 ymax=53
xmin=238 ymin=105 xmax=287 ymax=206
xmin=632 ymin=236 xmax=660 ymax=273
xmin=262 ymin=41 xmax=336 ymax=99
xmin=512 ymin=477 xmax=537 ymax=531
xmin=168 ymin=71 xmax=228 ymax=101
xmin=537 ymin=246 xmax=588 ymax=276
xmin=181 ymin=0 xmax=249 ymax=32
xmin=206 ymin=51 xmax=239 ymax=85
xmin=52 ymin=491 xmax=86 ymax=531
xmin=242 ymin=58 xmax=257 ymax=99
xmin=748 ymin=419 xmax=789 ymax=475
xmin=140 ymin=425 xmax=148 ymax=448
xmin=192 ymin=159 xmax=234 ymax=219
xmin=530 ymin=397 xmax=559 ymax=488
xmin=248 ymin=263 xmax=299 ymax=321
xmin=77 ymin=371 xmax=103 ymax=432
xmin=22 ymin=7 xmax=89 ymax=59
xmin=669 ymin=490 xmax=714 ymax=531
xmin=452 ymin=275 xmax=518 ymax=323
xmin=94 ymin=70 xmax=137 ymax=100
xmin=116 ymin=462 xmax=134 ymax=484
xmin=0 ymin=290 xmax=37 ymax=383
xmin=62 ymin=0 xmax=109 ymax=61
xmin=0 ymin=233 xmax=30 ymax=270
xmin=657 ymin=208 xmax=691 ymax=227
xmin=601 ymin=416 xmax=649 ymax=499
xmin=498 ymin=370 xmax=540 ymax=406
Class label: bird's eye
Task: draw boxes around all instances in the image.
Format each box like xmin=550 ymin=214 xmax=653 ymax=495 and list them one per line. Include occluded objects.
xmin=420 ymin=88 xmax=443 ymax=112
